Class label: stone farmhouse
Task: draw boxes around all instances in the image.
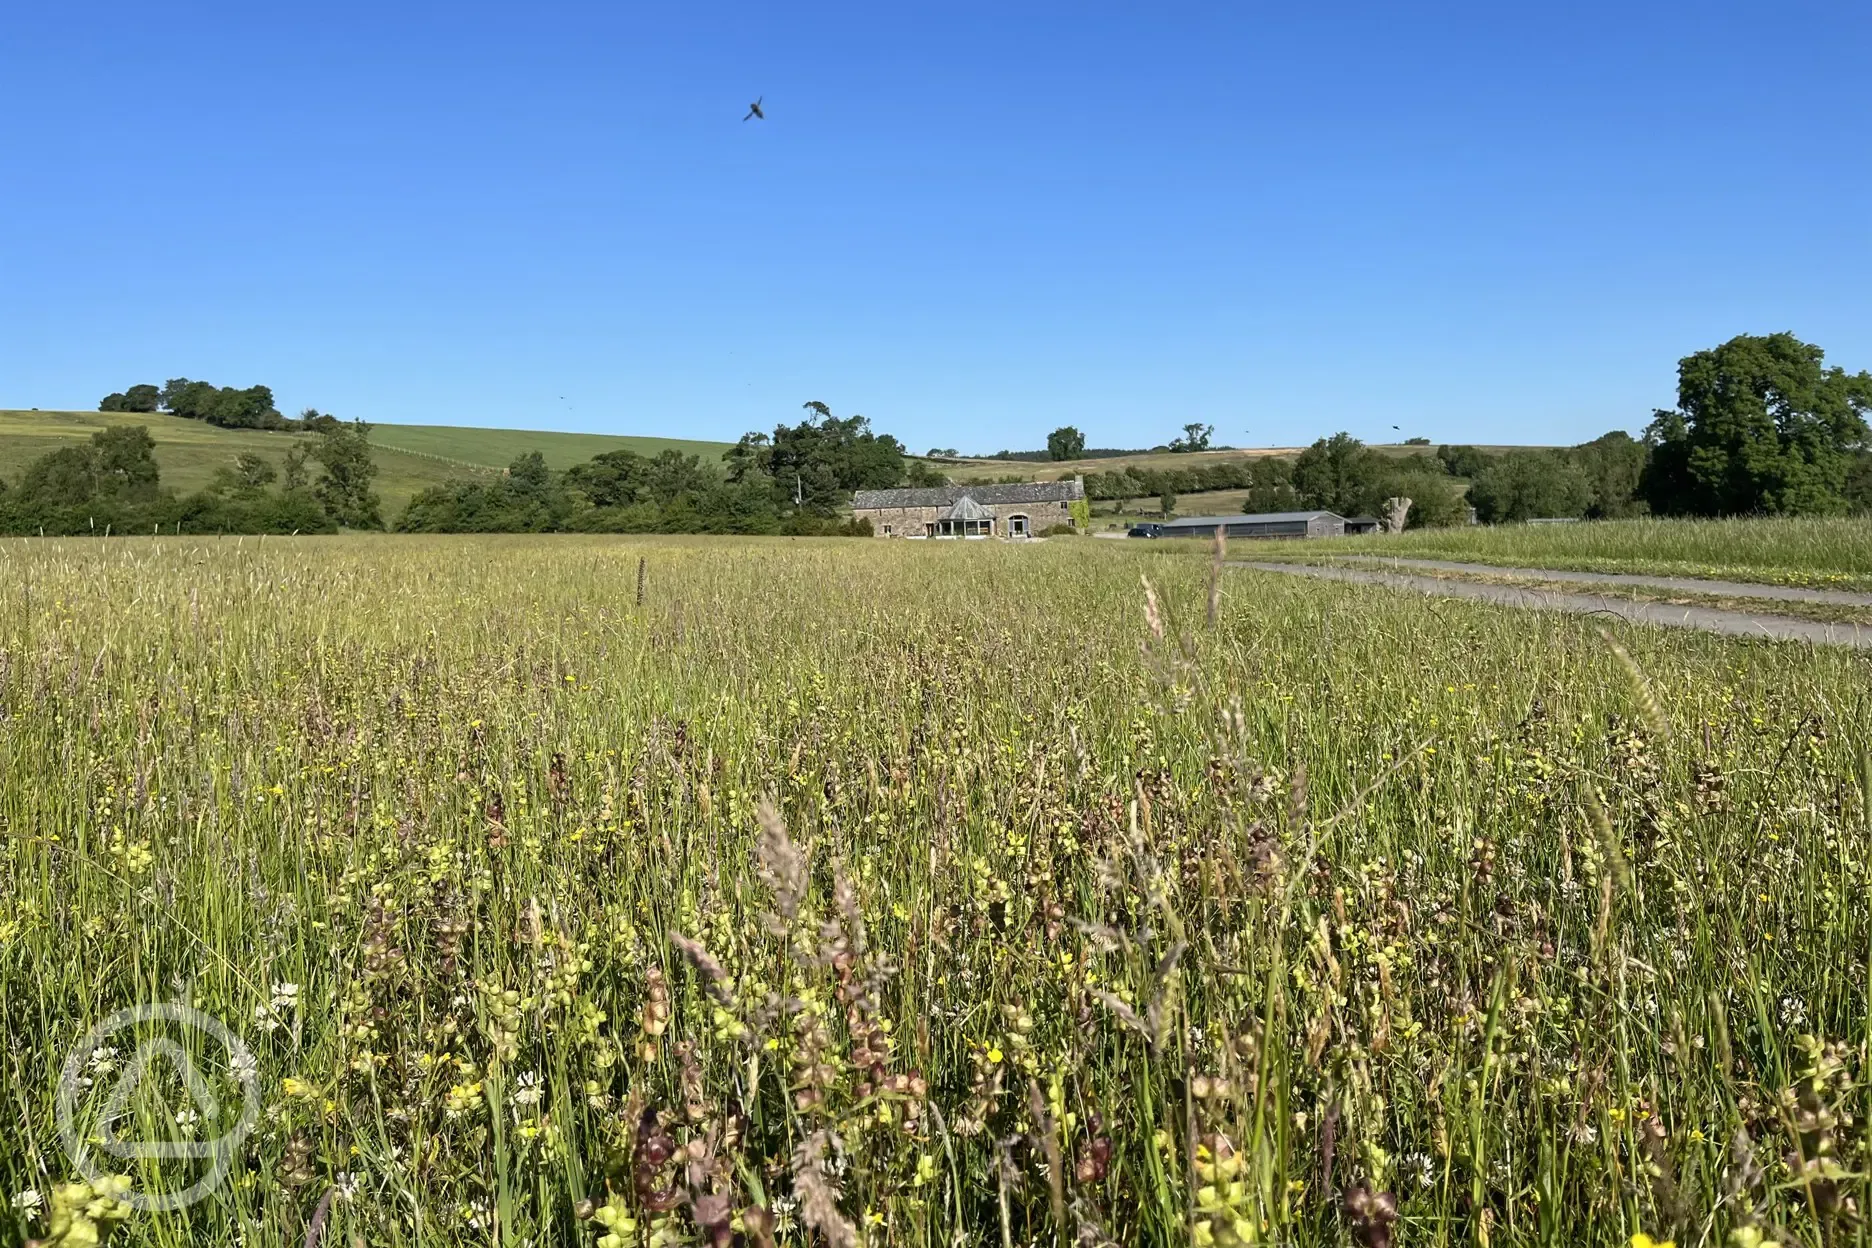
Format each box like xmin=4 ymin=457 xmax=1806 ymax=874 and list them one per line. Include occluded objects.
xmin=852 ymin=479 xmax=1084 ymax=539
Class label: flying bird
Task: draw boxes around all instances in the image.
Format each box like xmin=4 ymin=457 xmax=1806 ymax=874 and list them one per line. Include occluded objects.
xmin=744 ymin=97 xmax=764 ymax=121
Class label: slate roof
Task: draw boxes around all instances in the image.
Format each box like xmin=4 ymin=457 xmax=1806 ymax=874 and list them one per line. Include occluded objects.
xmin=853 ymin=480 xmax=1084 ymax=509
xmin=941 ymin=495 xmax=993 ymax=521
xmin=1160 ymin=510 xmax=1342 ymax=529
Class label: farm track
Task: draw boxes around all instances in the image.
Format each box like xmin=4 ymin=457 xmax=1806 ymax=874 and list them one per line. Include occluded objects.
xmin=1235 ymin=560 xmax=1872 ymax=647
xmin=1306 ymin=555 xmax=1872 ymax=606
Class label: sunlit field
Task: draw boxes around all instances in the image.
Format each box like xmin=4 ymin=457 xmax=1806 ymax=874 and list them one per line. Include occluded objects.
xmin=3 ymin=534 xmax=1869 ymax=1248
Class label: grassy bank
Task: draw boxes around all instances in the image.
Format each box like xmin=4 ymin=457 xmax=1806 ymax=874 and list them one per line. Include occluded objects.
xmin=1240 ymin=516 xmax=1872 ymax=589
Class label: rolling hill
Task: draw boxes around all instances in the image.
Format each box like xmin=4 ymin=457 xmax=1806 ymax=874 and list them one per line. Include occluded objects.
xmin=365 ymin=423 xmax=736 ymax=472
xmin=0 ymin=410 xmax=736 ymax=516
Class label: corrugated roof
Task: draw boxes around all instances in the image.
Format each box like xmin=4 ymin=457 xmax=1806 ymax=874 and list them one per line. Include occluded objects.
xmin=853 ymin=480 xmax=1084 ymax=509
xmin=1160 ymin=510 xmax=1341 ymax=528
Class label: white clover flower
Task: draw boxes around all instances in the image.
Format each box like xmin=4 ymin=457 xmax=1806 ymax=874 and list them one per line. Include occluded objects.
xmin=11 ymin=1189 xmax=43 ymax=1214
xmin=511 ymin=1071 xmax=544 ymax=1107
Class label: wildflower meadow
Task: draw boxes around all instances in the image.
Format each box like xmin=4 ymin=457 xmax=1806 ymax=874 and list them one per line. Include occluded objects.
xmin=2 ymin=534 xmax=1869 ymax=1248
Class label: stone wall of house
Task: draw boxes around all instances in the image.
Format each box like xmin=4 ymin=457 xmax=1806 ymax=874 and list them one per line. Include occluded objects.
xmin=854 ymin=499 xmax=1078 ymax=537
xmin=856 ymin=505 xmax=941 ymax=537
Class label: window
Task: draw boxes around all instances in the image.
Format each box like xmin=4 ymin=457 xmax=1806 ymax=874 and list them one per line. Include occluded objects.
xmin=1008 ymin=514 xmax=1030 ymax=537
xmin=883 ymin=524 xmax=893 ymax=536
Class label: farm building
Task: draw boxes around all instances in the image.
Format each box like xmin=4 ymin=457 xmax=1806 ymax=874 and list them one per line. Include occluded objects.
xmin=853 ymin=479 xmax=1084 ymax=539
xmin=1157 ymin=510 xmax=1348 ymax=539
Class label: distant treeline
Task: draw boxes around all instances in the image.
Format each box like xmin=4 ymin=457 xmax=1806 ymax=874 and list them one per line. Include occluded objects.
xmin=973 ymin=448 xmax=1148 ymax=463
xmin=1090 ymin=333 xmax=1872 ymax=524
xmin=41 ymin=332 xmax=1872 ymax=533
xmin=1084 ymin=437 xmax=1480 ymax=527
xmin=401 ymin=404 xmax=935 ymax=536
xmin=968 ymin=420 xmax=1225 ymax=461
xmin=99 ymin=378 xmax=344 ymax=433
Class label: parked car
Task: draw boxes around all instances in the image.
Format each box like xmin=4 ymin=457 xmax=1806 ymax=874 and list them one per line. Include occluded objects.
xmin=1127 ymin=523 xmax=1164 ymax=538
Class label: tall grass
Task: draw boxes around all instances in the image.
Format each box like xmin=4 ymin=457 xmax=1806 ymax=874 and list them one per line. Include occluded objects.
xmin=2 ymin=534 xmax=1869 ymax=1247
xmin=1249 ymin=516 xmax=1872 ymax=588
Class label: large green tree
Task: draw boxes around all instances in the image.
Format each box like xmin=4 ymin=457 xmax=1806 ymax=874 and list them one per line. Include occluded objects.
xmin=1467 ymin=451 xmax=1593 ymax=524
xmin=1570 ymin=431 xmax=1648 ymax=518
xmin=1642 ymin=332 xmax=1872 ymax=516
xmin=311 ymin=421 xmax=383 ymax=529
xmin=728 ymin=402 xmax=910 ymax=516
xmin=1046 ymin=426 xmax=1086 ymax=461
xmin=1239 ymin=457 xmax=1301 ymax=513
xmin=1291 ymin=433 xmax=1369 ymax=516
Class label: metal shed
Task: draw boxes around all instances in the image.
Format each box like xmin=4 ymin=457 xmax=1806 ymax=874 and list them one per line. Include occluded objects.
xmin=1157 ymin=510 xmax=1347 ymax=540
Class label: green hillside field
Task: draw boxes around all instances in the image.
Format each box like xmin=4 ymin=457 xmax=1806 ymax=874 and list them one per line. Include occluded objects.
xmin=366 ymin=422 xmax=735 ymax=471
xmin=0 ymin=411 xmax=735 ymax=517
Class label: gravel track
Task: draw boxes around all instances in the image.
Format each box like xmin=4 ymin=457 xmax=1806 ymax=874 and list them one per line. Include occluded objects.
xmin=1235 ymin=561 xmax=1872 ymax=648
xmin=1311 ymin=555 xmax=1872 ymax=606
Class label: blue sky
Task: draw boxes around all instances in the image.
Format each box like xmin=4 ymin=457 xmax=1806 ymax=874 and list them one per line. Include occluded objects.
xmin=4 ymin=1 xmax=1868 ymax=453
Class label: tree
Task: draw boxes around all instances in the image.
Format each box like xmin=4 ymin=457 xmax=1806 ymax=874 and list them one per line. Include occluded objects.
xmin=1292 ymin=433 xmax=1369 ymax=516
xmin=1847 ymin=451 xmax=1872 ymax=514
xmin=311 ymin=421 xmax=383 ymax=529
xmin=1365 ymin=455 xmax=1466 ymax=527
xmin=154 ymin=378 xmax=284 ymax=428
xmin=11 ymin=426 xmax=161 ymax=512
xmin=164 ymin=380 xmax=220 ymax=421
xmin=1046 ymin=426 xmax=1086 ymax=461
xmin=1641 ymin=332 xmax=1872 ymax=516
xmin=90 ymin=425 xmax=162 ymax=498
xmin=210 ymin=452 xmax=279 ymax=498
xmin=1170 ymin=423 xmax=1214 ymax=453
xmin=98 ymin=393 xmax=129 ymax=412
xmin=1436 ymin=445 xmax=1494 ymax=478
xmin=282 ymin=444 xmax=313 ymax=492
xmin=1294 ymin=434 xmax=1463 ymax=527
xmin=1240 ymin=457 xmax=1301 ymax=513
xmin=735 ymin=402 xmax=910 ymax=516
xmin=18 ymin=446 xmax=106 ymax=504
xmin=1159 ymin=489 xmax=1177 ymax=518
xmin=1467 ymin=451 xmax=1593 ymax=524
xmin=1571 ymin=431 xmax=1648 ymax=518
xmin=232 ymin=453 xmax=278 ymax=491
